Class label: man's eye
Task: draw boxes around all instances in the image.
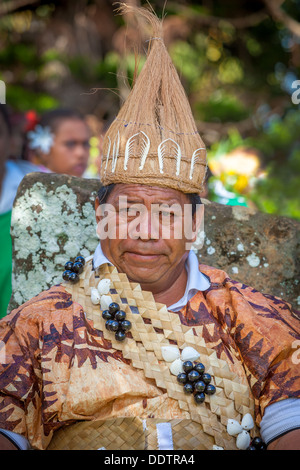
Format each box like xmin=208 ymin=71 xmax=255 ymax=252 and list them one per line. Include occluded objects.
xmin=119 ymin=207 xmax=137 ymax=216
xmin=128 ymin=209 xmax=137 ymax=216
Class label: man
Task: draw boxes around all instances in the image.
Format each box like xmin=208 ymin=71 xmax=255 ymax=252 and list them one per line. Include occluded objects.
xmin=27 ymin=108 xmax=91 ymax=177
xmin=0 ymin=5 xmax=299 ymax=450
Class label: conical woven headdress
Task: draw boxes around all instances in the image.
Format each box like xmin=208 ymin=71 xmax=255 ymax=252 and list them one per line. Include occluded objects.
xmin=100 ymin=4 xmax=207 ymax=194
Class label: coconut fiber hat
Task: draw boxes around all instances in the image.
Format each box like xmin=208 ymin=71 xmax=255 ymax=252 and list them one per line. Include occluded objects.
xmin=100 ymin=4 xmax=207 ymax=194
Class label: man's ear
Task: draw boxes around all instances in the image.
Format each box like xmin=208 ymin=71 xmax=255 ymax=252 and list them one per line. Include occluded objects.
xmin=191 ymin=203 xmax=204 ymax=243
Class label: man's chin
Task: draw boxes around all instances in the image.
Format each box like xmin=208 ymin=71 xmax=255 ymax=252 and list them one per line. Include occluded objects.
xmin=119 ymin=262 xmax=165 ymax=287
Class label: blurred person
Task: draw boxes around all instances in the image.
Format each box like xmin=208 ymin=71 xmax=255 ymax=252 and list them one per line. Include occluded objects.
xmin=0 ymin=105 xmax=40 ymax=318
xmin=0 ymin=108 xmax=12 ymax=312
xmin=82 ymin=114 xmax=105 ymax=179
xmin=27 ymin=108 xmax=91 ymax=177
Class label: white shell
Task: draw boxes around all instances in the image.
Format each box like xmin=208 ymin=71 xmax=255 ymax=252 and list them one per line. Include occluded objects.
xmin=91 ymin=288 xmax=101 ymax=305
xmin=170 ymin=358 xmax=184 ymax=376
xmin=212 ymin=445 xmax=224 ymax=450
xmin=241 ymin=413 xmax=254 ymax=431
xmin=161 ymin=346 xmax=180 ymax=363
xmin=97 ymin=278 xmax=111 ymax=296
xmin=100 ymin=295 xmax=113 ymax=311
xmin=227 ymin=419 xmax=243 ymax=436
xmin=236 ymin=430 xmax=251 ymax=450
xmin=181 ymin=346 xmax=201 ymax=362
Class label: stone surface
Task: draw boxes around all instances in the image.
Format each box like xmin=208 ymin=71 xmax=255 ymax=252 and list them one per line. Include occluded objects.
xmin=8 ymin=173 xmax=300 ymax=317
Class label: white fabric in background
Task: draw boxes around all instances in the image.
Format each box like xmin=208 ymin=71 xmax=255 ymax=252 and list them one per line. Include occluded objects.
xmin=0 ymin=160 xmax=40 ymax=215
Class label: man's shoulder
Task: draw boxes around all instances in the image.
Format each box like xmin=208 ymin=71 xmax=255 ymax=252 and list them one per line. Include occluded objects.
xmin=199 ymin=264 xmax=231 ymax=285
xmin=198 ymin=263 xmax=297 ymax=317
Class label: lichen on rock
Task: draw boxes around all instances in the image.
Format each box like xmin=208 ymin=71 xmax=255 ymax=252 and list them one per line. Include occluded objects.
xmin=9 ymin=174 xmax=99 ymax=310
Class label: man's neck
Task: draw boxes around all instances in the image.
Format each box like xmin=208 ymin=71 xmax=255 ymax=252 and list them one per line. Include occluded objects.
xmin=98 ymin=242 xmax=188 ymax=308
xmin=150 ymin=268 xmax=187 ymax=307
xmin=139 ymin=261 xmax=188 ymax=307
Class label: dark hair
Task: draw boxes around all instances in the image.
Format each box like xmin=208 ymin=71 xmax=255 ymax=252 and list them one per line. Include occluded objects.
xmin=97 ymin=184 xmax=202 ymax=215
xmin=97 ymin=184 xmax=116 ymax=204
xmin=189 ymin=193 xmax=202 ymax=215
xmin=39 ymin=108 xmax=85 ymax=133
xmin=0 ymin=104 xmax=11 ymax=134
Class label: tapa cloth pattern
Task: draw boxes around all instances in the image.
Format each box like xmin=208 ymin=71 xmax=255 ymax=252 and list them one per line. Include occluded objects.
xmin=0 ymin=264 xmax=299 ymax=450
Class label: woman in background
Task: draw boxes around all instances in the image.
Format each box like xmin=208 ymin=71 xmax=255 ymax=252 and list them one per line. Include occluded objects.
xmin=0 ymin=105 xmax=41 ymax=318
xmin=27 ymin=108 xmax=90 ymax=177
xmin=0 ymin=106 xmax=91 ymax=318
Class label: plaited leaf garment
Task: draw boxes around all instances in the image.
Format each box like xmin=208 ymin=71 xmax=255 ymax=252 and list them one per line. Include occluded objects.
xmin=0 ymin=264 xmax=299 ymax=450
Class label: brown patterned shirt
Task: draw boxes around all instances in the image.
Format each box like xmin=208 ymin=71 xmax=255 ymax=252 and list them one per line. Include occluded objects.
xmin=0 ymin=264 xmax=299 ymax=449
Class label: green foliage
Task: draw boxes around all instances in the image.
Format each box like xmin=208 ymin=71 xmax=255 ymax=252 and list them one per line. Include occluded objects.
xmin=0 ymin=42 xmax=38 ymax=67
xmin=6 ymin=85 xmax=59 ymax=112
xmin=196 ymin=90 xmax=249 ymax=122
xmin=94 ymin=51 xmax=120 ymax=87
xmin=170 ymin=40 xmax=204 ymax=85
xmin=248 ymin=112 xmax=300 ymax=220
xmin=208 ymin=110 xmax=300 ymax=220
xmin=250 ymin=160 xmax=300 ymax=220
xmin=0 ymin=0 xmax=299 ymax=221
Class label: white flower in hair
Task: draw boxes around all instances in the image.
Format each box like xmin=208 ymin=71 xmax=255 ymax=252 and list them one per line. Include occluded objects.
xmin=28 ymin=125 xmax=54 ymax=154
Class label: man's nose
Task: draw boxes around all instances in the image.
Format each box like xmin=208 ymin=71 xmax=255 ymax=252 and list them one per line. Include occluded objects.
xmin=131 ymin=208 xmax=160 ymax=240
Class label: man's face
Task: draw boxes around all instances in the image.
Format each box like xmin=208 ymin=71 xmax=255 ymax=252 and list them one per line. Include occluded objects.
xmin=95 ymin=184 xmax=202 ymax=294
xmin=41 ymin=119 xmax=90 ymax=177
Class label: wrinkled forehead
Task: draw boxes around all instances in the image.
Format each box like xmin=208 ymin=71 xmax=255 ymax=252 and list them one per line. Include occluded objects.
xmin=105 ymin=183 xmax=191 ymax=206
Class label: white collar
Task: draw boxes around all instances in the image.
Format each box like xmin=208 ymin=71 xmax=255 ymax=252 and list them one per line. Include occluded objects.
xmin=93 ymin=243 xmax=210 ymax=311
xmin=93 ymin=242 xmax=114 ymax=269
xmin=169 ymin=249 xmax=210 ymax=311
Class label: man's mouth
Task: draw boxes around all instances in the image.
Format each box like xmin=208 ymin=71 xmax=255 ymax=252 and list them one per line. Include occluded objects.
xmin=124 ymin=251 xmax=163 ymax=262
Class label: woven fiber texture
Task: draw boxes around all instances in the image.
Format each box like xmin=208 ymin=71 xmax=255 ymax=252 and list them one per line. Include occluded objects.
xmin=48 ymin=417 xmax=237 ymax=450
xmin=100 ymin=5 xmax=207 ymax=194
xmin=48 ymin=418 xmax=146 ymax=450
xmin=58 ymin=261 xmax=256 ymax=450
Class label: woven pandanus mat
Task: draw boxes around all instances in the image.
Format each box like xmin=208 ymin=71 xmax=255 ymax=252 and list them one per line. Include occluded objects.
xmin=47 ymin=417 xmax=146 ymax=450
xmin=145 ymin=418 xmax=236 ymax=450
xmin=62 ymin=261 xmax=256 ymax=449
xmin=48 ymin=417 xmax=236 ymax=450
